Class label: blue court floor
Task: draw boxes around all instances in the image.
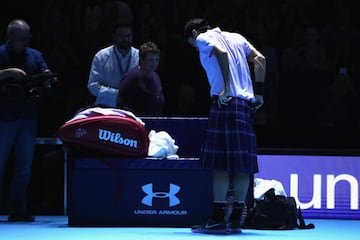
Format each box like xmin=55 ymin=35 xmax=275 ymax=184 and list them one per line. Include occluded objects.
xmin=0 ymin=215 xmax=359 ymax=240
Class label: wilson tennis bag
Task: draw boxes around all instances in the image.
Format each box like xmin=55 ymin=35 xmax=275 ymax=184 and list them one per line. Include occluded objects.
xmin=55 ymin=107 xmax=149 ymax=157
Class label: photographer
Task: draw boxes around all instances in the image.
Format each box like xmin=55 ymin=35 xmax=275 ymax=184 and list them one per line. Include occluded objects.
xmin=0 ymin=19 xmax=55 ymax=222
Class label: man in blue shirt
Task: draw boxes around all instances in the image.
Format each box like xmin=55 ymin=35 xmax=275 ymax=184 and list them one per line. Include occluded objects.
xmin=0 ymin=19 xmax=52 ymax=222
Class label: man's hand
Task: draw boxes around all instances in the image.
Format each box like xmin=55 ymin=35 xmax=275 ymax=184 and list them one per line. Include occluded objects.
xmin=251 ymin=95 xmax=264 ymax=112
xmin=217 ymin=89 xmax=232 ymax=107
xmin=43 ymin=69 xmax=58 ymax=88
xmin=217 ymin=95 xmax=232 ymax=107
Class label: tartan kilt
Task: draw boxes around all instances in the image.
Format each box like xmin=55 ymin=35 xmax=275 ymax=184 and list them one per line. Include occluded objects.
xmin=200 ymin=98 xmax=259 ymax=174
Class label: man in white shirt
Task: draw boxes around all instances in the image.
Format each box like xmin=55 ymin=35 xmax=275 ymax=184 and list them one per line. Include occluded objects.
xmin=88 ymin=22 xmax=139 ymax=107
xmin=184 ymin=18 xmax=266 ymax=234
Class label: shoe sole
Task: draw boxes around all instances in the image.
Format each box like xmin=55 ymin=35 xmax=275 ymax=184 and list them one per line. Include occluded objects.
xmin=191 ymin=228 xmax=228 ymax=234
xmin=226 ymin=228 xmax=242 ymax=234
xmin=192 ymin=227 xmax=242 ymax=235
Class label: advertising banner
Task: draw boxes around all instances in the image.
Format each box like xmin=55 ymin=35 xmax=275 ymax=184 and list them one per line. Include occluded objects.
xmin=256 ymin=155 xmax=360 ymax=219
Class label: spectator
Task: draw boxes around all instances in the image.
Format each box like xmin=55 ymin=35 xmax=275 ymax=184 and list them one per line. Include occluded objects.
xmin=0 ymin=19 xmax=54 ymax=222
xmin=87 ymin=21 xmax=139 ymax=108
xmin=117 ymin=41 xmax=164 ymax=116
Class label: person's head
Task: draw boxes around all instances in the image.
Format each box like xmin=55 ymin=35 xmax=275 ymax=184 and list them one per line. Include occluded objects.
xmin=112 ymin=22 xmax=133 ymax=51
xmin=6 ymin=19 xmax=31 ymax=53
xmin=139 ymin=41 xmax=160 ymax=76
xmin=184 ymin=18 xmax=210 ymax=48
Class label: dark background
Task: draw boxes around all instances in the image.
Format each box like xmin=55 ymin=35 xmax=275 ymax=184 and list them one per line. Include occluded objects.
xmin=1 ymin=0 xmax=360 ymax=149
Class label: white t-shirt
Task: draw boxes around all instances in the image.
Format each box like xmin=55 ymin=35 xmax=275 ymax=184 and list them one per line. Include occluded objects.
xmin=196 ymin=27 xmax=255 ymax=102
xmin=87 ymin=45 xmax=139 ymax=107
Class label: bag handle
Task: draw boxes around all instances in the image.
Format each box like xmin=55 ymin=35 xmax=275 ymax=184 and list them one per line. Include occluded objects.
xmin=297 ymin=207 xmax=315 ymax=229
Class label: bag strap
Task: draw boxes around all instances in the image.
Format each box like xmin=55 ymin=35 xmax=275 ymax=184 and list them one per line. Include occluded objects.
xmin=297 ymin=207 xmax=315 ymax=229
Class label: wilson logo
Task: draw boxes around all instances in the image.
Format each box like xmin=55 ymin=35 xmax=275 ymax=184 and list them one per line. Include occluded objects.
xmin=98 ymin=129 xmax=138 ymax=148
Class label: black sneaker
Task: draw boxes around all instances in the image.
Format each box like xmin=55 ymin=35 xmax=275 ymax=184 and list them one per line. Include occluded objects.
xmin=226 ymin=202 xmax=244 ymax=234
xmin=8 ymin=212 xmax=35 ymax=222
xmin=227 ymin=221 xmax=242 ymax=234
xmin=191 ymin=218 xmax=227 ymax=234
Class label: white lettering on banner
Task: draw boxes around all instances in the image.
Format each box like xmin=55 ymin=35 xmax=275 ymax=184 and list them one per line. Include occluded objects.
xmin=98 ymin=129 xmax=138 ymax=148
xmin=327 ymin=174 xmax=359 ymax=210
xmin=290 ymin=174 xmax=359 ymax=210
xmin=290 ymin=174 xmax=322 ymax=209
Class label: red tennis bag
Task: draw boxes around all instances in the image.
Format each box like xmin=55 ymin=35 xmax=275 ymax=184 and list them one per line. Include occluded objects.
xmin=55 ymin=107 xmax=149 ymax=157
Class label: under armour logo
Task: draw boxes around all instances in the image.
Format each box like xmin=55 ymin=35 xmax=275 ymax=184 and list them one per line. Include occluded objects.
xmin=141 ymin=183 xmax=181 ymax=207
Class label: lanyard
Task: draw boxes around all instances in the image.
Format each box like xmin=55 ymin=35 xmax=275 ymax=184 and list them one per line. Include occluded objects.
xmin=114 ymin=46 xmax=131 ymax=75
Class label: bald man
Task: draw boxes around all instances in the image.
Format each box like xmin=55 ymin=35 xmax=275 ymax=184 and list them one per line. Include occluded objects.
xmin=0 ymin=19 xmax=51 ymax=222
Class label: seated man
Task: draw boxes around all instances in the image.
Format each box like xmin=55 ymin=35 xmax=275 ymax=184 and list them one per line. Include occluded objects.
xmin=117 ymin=41 xmax=165 ymax=116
